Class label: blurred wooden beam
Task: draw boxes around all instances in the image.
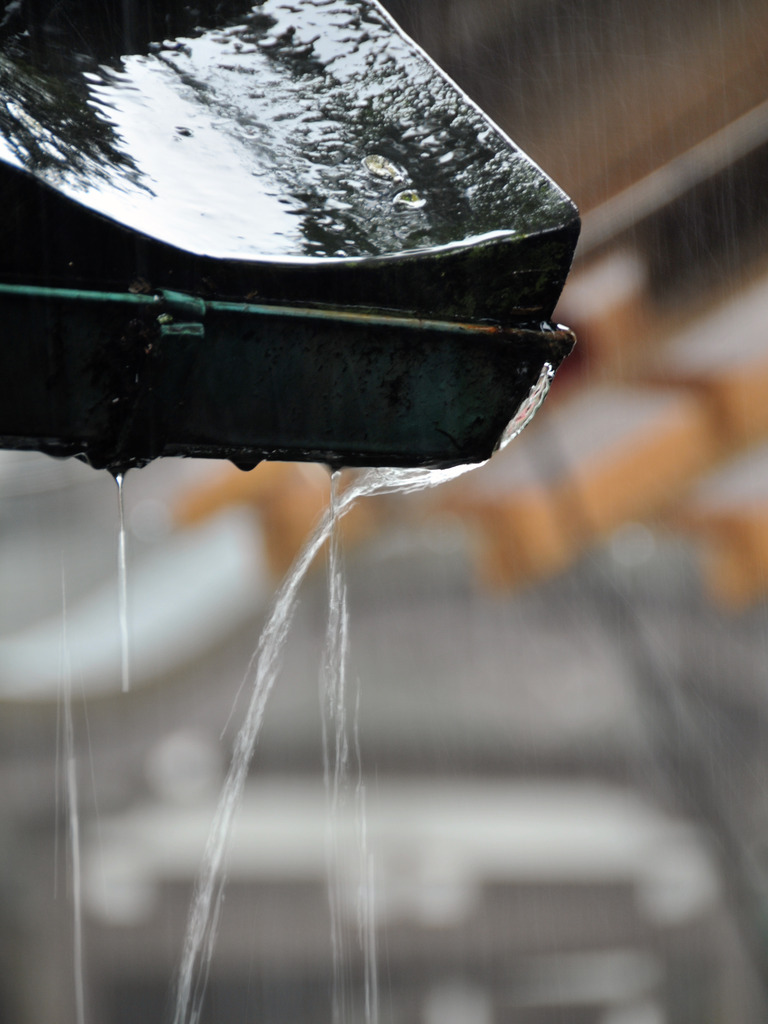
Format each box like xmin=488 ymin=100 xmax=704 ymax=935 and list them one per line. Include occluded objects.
xmin=670 ymin=444 xmax=768 ymax=610
xmin=436 ymin=385 xmax=716 ymax=589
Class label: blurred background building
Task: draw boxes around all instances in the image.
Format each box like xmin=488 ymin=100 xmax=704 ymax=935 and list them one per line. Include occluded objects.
xmin=3 ymin=0 xmax=768 ymax=1021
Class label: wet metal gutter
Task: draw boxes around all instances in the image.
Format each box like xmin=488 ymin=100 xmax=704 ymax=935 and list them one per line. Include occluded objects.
xmin=0 ymin=0 xmax=578 ymax=472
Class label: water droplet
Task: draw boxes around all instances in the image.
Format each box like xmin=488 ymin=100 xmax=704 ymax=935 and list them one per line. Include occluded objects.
xmin=362 ymin=153 xmax=404 ymax=182
xmin=393 ymin=188 xmax=425 ymax=209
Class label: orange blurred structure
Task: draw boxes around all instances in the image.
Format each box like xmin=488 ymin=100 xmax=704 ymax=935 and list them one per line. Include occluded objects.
xmin=173 ymin=258 xmax=768 ymax=606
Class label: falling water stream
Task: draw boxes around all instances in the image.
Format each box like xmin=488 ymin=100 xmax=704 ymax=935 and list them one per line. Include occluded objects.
xmin=321 ymin=470 xmax=355 ymax=1024
xmin=171 ymin=460 xmax=485 ymax=1024
xmin=59 ymin=580 xmax=86 ymax=1024
xmin=43 ymin=361 xmax=554 ymax=1024
xmin=114 ymin=473 xmax=130 ymax=694
xmin=313 ymin=365 xmax=553 ymax=1024
xmin=321 ymin=470 xmax=378 ymax=1024
xmin=168 ymin=365 xmax=554 ymax=1024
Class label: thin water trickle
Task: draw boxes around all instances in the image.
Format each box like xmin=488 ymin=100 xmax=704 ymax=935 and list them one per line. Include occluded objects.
xmin=172 ymin=460 xmax=483 ymax=1024
xmin=114 ymin=472 xmax=130 ymax=693
xmin=321 ymin=469 xmax=378 ymax=1024
xmin=321 ymin=470 xmax=349 ymax=1024
xmin=59 ymin=578 xmax=86 ymax=1024
xmin=353 ymin=682 xmax=378 ymax=1024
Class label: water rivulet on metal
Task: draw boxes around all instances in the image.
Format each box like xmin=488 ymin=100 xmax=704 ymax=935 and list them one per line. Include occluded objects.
xmin=0 ymin=0 xmax=579 ymax=473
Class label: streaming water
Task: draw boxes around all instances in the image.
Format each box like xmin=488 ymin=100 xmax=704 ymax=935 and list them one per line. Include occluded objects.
xmin=320 ymin=471 xmax=352 ymax=1024
xmin=59 ymin=580 xmax=86 ymax=1024
xmin=172 ymin=366 xmax=554 ymax=1024
xmin=172 ymin=460 xmax=484 ymax=1024
xmin=114 ymin=472 xmax=130 ymax=693
xmin=320 ymin=470 xmax=378 ymax=1024
xmin=497 ymin=361 xmax=554 ymax=451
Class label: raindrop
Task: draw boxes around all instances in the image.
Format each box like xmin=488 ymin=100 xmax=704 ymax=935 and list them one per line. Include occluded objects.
xmin=393 ymin=188 xmax=425 ymax=209
xmin=362 ymin=153 xmax=404 ymax=182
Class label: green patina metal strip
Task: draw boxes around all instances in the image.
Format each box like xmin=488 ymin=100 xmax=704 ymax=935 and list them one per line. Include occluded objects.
xmin=0 ymin=283 xmax=157 ymax=306
xmin=0 ymin=283 xmax=514 ymax=336
xmin=204 ymin=298 xmax=506 ymax=335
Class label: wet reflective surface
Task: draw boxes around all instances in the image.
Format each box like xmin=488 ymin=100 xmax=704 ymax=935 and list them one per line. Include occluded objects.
xmin=0 ymin=0 xmax=576 ymax=261
xmin=0 ymin=0 xmax=578 ymax=471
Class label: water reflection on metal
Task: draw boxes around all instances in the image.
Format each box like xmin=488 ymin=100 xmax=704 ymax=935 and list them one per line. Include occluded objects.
xmin=0 ymin=0 xmax=577 ymax=263
xmin=0 ymin=0 xmax=578 ymax=471
xmin=497 ymin=360 xmax=556 ymax=451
